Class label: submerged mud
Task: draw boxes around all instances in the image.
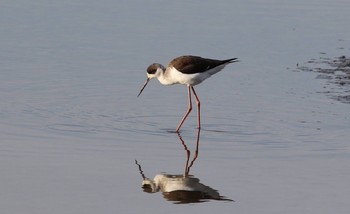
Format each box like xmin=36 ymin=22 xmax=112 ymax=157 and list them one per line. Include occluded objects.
xmin=297 ymin=55 xmax=350 ymax=103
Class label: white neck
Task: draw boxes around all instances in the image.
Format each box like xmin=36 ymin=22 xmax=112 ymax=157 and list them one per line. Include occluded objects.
xmin=156 ymin=67 xmax=176 ymax=85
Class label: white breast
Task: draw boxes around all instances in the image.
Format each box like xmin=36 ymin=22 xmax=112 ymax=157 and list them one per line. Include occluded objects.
xmin=160 ymin=65 xmax=226 ymax=86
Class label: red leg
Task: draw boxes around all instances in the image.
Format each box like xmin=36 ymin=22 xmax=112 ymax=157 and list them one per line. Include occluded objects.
xmin=191 ymin=86 xmax=201 ymax=130
xmin=177 ymin=132 xmax=191 ymax=177
xmin=187 ymin=127 xmax=200 ymax=172
xmin=176 ymin=86 xmax=192 ymax=132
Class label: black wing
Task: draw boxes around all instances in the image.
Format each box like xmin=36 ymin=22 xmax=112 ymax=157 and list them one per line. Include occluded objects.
xmin=170 ymin=55 xmax=237 ymax=74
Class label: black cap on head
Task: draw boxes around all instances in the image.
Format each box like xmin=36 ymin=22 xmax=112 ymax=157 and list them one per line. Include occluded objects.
xmin=147 ymin=63 xmax=161 ymax=74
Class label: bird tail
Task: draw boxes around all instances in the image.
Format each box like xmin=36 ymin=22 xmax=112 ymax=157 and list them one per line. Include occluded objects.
xmin=224 ymin=58 xmax=239 ymax=64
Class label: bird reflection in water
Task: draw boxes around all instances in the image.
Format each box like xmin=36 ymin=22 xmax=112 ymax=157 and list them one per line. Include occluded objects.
xmin=135 ymin=129 xmax=233 ymax=204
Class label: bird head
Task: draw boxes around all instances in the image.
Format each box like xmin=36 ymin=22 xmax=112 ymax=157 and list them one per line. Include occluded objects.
xmin=137 ymin=63 xmax=165 ymax=97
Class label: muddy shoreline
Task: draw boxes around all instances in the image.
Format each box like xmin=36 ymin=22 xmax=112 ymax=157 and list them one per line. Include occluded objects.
xmin=296 ymin=55 xmax=350 ymax=103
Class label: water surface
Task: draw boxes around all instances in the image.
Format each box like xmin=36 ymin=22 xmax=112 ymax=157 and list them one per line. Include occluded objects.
xmin=1 ymin=0 xmax=350 ymax=213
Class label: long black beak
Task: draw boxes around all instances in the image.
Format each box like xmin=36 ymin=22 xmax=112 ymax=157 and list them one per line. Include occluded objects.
xmin=137 ymin=78 xmax=150 ymax=97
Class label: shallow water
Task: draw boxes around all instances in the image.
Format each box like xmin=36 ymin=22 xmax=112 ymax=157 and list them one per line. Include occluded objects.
xmin=1 ymin=0 xmax=350 ymax=213
xmin=297 ymin=55 xmax=350 ymax=103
